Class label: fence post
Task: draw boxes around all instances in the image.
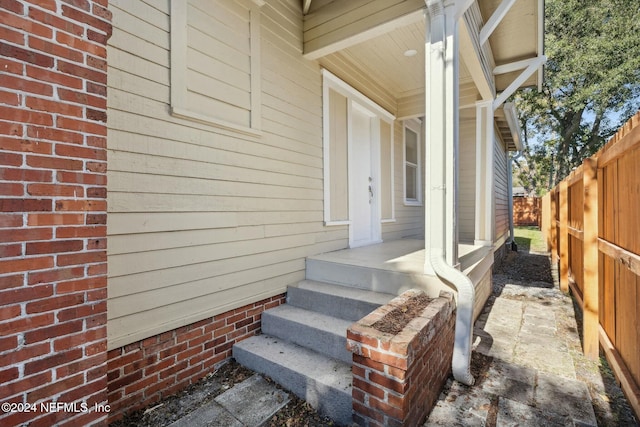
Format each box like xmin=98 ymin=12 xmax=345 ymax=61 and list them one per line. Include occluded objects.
xmin=536 ymin=197 xmax=542 ymax=229
xmin=541 ymin=194 xmax=550 ymax=252
xmin=582 ymin=158 xmax=599 ymax=359
xmin=550 ymin=190 xmax=558 ymax=262
xmin=559 ymin=180 xmax=569 ymax=293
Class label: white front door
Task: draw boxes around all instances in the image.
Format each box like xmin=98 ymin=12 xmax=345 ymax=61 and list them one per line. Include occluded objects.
xmin=350 ymin=103 xmax=381 ymax=247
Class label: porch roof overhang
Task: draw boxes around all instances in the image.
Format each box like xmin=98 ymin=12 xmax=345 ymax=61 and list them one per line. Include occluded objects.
xmin=302 ymin=0 xmax=545 ymax=118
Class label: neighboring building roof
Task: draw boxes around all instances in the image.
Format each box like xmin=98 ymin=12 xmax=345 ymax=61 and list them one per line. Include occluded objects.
xmin=513 ymin=186 xmax=528 ymax=197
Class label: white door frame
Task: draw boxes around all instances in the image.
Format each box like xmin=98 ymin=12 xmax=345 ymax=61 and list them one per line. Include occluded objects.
xmin=348 ymin=101 xmax=382 ymax=248
xmin=321 ymin=69 xmax=395 ymax=247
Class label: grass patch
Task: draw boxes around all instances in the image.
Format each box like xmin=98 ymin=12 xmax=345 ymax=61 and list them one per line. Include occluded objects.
xmin=514 ymin=226 xmax=547 ymax=253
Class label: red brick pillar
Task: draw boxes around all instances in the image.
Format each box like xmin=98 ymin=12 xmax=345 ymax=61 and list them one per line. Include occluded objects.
xmin=347 ymin=290 xmax=456 ymax=427
xmin=0 ymin=1 xmax=111 ymax=425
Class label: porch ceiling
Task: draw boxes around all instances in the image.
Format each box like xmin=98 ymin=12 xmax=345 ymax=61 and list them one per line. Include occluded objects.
xmin=303 ymin=0 xmax=544 ymax=116
xmin=320 ymin=17 xmax=474 ymax=101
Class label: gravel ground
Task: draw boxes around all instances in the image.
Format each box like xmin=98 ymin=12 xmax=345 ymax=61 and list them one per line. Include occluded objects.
xmin=111 ymin=244 xmax=637 ymax=427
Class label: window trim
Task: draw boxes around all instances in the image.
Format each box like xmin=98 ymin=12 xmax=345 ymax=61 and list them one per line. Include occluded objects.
xmin=169 ymin=0 xmax=262 ymax=137
xmin=403 ymin=119 xmax=423 ymax=206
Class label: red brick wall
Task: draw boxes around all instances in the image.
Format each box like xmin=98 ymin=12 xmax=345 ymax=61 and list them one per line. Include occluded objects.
xmin=0 ymin=1 xmax=111 ymax=425
xmin=347 ymin=290 xmax=456 ymax=427
xmin=106 ymin=294 xmax=285 ymax=423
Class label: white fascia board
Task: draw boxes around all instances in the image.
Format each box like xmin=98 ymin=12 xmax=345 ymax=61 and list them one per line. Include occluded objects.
xmin=537 ymin=0 xmax=545 ymax=90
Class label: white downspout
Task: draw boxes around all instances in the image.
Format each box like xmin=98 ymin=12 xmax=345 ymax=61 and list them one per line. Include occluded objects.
xmin=507 ymin=152 xmax=517 ymax=248
xmin=425 ymin=0 xmax=475 ymax=386
xmin=504 ymin=102 xmax=523 ymax=248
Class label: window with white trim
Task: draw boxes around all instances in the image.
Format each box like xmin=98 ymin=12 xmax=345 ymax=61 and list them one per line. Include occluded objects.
xmin=403 ymin=119 xmax=422 ymax=205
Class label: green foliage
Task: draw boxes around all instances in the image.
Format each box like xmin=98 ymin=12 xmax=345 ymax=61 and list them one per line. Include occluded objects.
xmin=513 ymin=0 xmax=640 ymax=194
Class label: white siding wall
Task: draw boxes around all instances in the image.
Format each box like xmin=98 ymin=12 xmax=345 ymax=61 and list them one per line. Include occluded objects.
xmin=494 ymin=134 xmax=509 ymax=244
xmin=459 ymin=116 xmax=476 ymax=242
xmin=107 ymin=0 xmax=425 ymax=349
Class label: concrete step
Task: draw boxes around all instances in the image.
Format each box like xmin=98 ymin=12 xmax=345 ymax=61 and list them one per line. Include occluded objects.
xmin=262 ymin=304 xmax=353 ymax=363
xmin=233 ymin=334 xmax=353 ymax=426
xmin=287 ymin=280 xmax=394 ymax=322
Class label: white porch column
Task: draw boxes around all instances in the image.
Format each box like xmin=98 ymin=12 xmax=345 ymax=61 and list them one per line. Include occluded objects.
xmin=474 ymin=100 xmax=494 ymax=246
xmin=424 ymin=0 xmax=477 ymax=385
xmin=424 ymin=0 xmax=460 ymax=271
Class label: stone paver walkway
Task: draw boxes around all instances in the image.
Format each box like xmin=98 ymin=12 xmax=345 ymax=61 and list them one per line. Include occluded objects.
xmin=168 ymin=375 xmax=289 ymax=427
xmin=425 ymin=259 xmax=598 ymax=426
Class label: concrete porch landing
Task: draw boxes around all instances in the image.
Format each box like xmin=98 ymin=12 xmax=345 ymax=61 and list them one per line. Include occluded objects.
xmin=308 ymin=239 xmax=488 ymax=272
xmin=306 ymin=239 xmax=492 ymax=297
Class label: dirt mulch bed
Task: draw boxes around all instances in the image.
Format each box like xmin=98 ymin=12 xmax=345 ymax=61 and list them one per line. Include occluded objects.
xmin=371 ymin=293 xmax=432 ymax=334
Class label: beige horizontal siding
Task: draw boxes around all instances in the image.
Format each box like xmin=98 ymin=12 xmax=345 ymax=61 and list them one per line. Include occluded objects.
xmin=107 ymin=0 xmax=336 ymax=350
xmin=108 ymin=0 xmax=427 ymax=350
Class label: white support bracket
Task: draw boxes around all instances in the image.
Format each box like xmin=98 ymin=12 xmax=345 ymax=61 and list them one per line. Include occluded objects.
xmin=493 ymin=55 xmax=546 ymax=110
xmin=479 ymin=0 xmax=518 ymax=45
xmin=494 ymin=57 xmax=542 ymax=75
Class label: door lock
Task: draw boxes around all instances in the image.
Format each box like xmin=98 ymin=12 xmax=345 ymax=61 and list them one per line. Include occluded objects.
xmin=368 ymin=177 xmax=373 ymax=204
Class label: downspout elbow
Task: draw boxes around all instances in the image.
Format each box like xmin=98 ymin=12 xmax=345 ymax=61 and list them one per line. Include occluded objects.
xmin=430 ymin=249 xmax=475 ymax=386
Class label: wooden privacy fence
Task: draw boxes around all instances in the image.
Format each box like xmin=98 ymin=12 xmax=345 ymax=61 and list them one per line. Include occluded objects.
xmin=542 ymin=112 xmax=640 ymax=419
xmin=513 ymin=196 xmax=541 ymax=227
